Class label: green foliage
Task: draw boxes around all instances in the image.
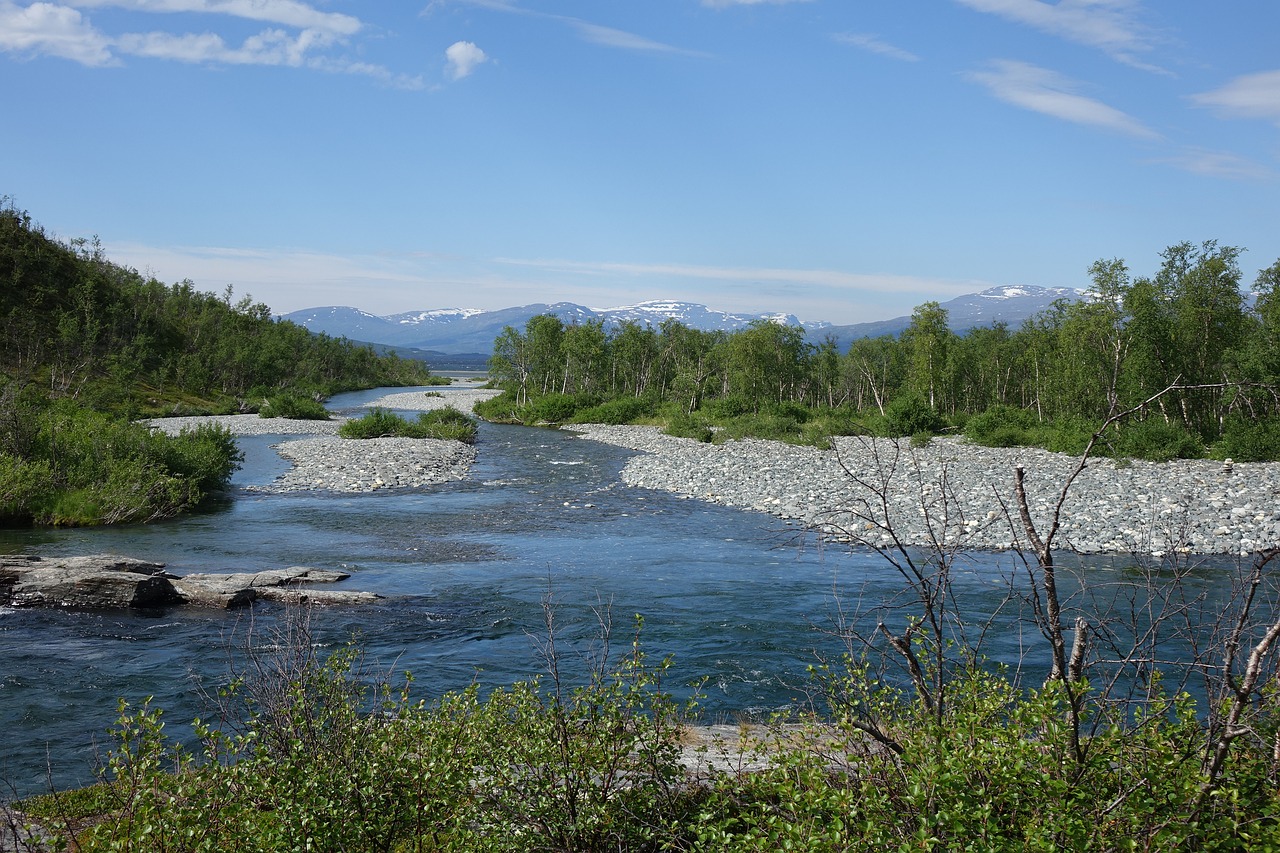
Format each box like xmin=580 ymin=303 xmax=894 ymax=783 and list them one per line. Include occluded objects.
xmin=882 ymin=393 xmax=945 ymax=438
xmin=56 ymin=614 xmax=700 ymax=852
xmin=568 ymin=395 xmax=653 ymax=425
xmin=664 ymin=413 xmax=714 ymax=442
xmin=1112 ymin=417 xmax=1204 ymax=461
xmin=0 ymin=393 xmax=240 ymax=526
xmin=1216 ymin=415 xmax=1280 ymax=462
xmin=965 ymin=404 xmax=1039 ymax=447
xmin=473 ymin=390 xmax=523 ymax=423
xmin=0 ymin=201 xmax=435 ymax=416
xmin=338 ymin=406 xmax=478 ymax=444
xmin=257 ymin=392 xmax=330 ymax=421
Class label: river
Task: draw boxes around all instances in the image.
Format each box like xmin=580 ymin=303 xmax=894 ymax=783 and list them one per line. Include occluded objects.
xmin=0 ymin=385 xmax=1212 ymax=798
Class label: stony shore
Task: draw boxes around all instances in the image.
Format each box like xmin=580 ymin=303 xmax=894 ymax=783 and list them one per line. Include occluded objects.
xmin=146 ymin=389 xmax=500 ymax=494
xmin=569 ymin=425 xmax=1280 ymax=557
xmin=148 ymin=390 xmax=1280 ymax=556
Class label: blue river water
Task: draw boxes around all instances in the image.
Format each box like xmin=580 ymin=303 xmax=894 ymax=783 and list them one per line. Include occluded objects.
xmin=0 ymin=386 xmax=1220 ymax=798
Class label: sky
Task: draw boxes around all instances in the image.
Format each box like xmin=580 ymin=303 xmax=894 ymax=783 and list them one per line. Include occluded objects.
xmin=2 ymin=1 xmax=1278 ymax=326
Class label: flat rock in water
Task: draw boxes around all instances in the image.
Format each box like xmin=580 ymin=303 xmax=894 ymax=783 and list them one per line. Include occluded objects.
xmin=0 ymin=555 xmax=379 ymax=610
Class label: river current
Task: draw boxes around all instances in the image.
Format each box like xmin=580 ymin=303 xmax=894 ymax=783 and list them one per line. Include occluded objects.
xmin=0 ymin=385 xmax=1197 ymax=797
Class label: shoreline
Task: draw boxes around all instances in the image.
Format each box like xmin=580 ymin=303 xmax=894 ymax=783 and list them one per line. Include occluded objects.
xmin=569 ymin=425 xmax=1280 ymax=557
xmin=149 ymin=393 xmax=1280 ymax=556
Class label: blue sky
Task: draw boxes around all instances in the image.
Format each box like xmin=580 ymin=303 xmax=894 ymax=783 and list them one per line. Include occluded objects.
xmin=2 ymin=1 xmax=1278 ymax=325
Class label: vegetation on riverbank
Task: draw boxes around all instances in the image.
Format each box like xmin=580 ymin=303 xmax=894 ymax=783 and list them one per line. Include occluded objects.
xmin=482 ymin=241 xmax=1280 ymax=461
xmin=11 ymin=593 xmax=1280 ymax=851
xmin=0 ymin=199 xmax=440 ymax=525
xmin=338 ymin=406 xmax=479 ymax=444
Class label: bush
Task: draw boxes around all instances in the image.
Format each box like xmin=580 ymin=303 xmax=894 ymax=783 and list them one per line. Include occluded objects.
xmin=1216 ymin=415 xmax=1280 ymax=462
xmin=569 ymin=396 xmax=652 ymax=425
xmin=0 ymin=399 xmax=240 ymax=526
xmin=700 ymin=395 xmax=753 ymax=419
xmin=882 ymin=394 xmax=945 ymax=438
xmin=965 ymin=404 xmax=1038 ymax=448
xmin=1112 ymin=417 xmax=1203 ymax=461
xmin=258 ymin=393 xmax=330 ymax=421
xmin=664 ymin=413 xmax=714 ymax=442
xmin=525 ymin=393 xmax=585 ymax=424
xmin=339 ymin=406 xmax=478 ymax=444
xmin=473 ymin=390 xmax=522 ymax=423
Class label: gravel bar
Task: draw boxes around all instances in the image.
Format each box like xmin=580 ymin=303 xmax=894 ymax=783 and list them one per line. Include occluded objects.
xmin=570 ymin=425 xmax=1280 ymax=556
xmin=145 ymin=389 xmax=501 ymax=494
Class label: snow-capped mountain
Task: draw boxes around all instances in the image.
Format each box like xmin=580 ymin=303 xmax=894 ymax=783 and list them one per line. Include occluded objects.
xmin=281 ymin=287 xmax=1081 ymax=355
xmin=281 ymin=300 xmax=820 ymax=353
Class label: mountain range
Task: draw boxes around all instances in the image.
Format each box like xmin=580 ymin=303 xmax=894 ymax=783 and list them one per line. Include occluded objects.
xmin=282 ymin=286 xmax=1081 ymax=362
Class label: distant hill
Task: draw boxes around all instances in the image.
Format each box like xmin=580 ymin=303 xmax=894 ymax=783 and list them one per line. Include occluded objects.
xmin=283 ymin=287 xmax=1082 ymax=355
xmin=817 ymin=285 xmax=1082 ymax=351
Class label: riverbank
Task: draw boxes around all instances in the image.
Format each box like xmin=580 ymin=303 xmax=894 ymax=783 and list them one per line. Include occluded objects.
xmin=146 ymin=389 xmax=500 ymax=494
xmin=569 ymin=425 xmax=1280 ymax=556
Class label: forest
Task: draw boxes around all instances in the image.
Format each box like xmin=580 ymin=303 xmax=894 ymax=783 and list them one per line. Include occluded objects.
xmin=0 ymin=200 xmax=435 ymax=525
xmin=482 ymin=240 xmax=1280 ymax=462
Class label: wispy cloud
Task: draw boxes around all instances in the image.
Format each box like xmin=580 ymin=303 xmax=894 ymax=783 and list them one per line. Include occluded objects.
xmin=953 ymin=0 xmax=1163 ymax=71
xmin=0 ymin=0 xmax=420 ymax=85
xmin=965 ymin=59 xmax=1160 ymax=139
xmin=1190 ymin=70 xmax=1280 ymax=126
xmin=446 ymin=0 xmax=706 ymax=57
xmin=66 ymin=0 xmax=360 ymax=35
xmin=494 ymin=257 xmax=983 ymax=299
xmin=833 ymin=32 xmax=919 ymax=63
xmin=1153 ymin=147 xmax=1275 ymax=182
xmin=0 ymin=1 xmax=115 ymax=65
xmin=117 ymin=26 xmax=337 ymax=66
xmin=444 ymin=39 xmax=486 ymax=79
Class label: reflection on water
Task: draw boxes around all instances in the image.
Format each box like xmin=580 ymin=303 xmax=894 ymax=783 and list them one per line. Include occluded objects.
xmin=0 ymin=386 xmax=1240 ymax=797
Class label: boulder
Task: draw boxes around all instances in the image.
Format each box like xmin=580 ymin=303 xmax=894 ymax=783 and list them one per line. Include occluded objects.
xmin=0 ymin=555 xmax=379 ymax=610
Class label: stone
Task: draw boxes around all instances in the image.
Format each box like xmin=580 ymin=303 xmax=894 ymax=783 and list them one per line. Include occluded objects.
xmin=1 ymin=554 xmax=379 ymax=610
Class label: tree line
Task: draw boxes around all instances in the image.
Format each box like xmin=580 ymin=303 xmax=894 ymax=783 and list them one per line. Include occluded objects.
xmin=1 ymin=199 xmax=432 ymax=416
xmin=485 ymin=240 xmax=1280 ymax=461
xmin=0 ymin=200 xmax=435 ymax=525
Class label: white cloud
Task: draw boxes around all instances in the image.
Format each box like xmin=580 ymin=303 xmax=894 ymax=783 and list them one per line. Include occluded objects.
xmin=0 ymin=1 xmax=115 ymax=65
xmin=833 ymin=32 xmax=919 ymax=63
xmin=444 ymin=39 xmax=486 ymax=79
xmin=450 ymin=1 xmax=704 ymax=57
xmin=1190 ymin=70 xmax=1280 ymax=126
xmin=117 ymin=25 xmax=336 ymax=65
xmin=66 ymin=0 xmax=360 ymax=35
xmin=1155 ymin=148 xmax=1276 ymax=182
xmin=953 ymin=0 xmax=1162 ymax=70
xmin=965 ymin=59 xmax=1160 ymax=139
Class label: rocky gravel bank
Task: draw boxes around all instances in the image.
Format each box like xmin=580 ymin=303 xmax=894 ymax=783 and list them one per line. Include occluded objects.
xmin=146 ymin=389 xmax=500 ymax=494
xmin=571 ymin=425 xmax=1280 ymax=556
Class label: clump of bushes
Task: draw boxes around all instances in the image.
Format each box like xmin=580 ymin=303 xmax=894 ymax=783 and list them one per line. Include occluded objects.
xmin=0 ymin=391 xmax=240 ymax=526
xmin=881 ymin=393 xmax=946 ymax=438
xmin=258 ymin=392 xmax=330 ymax=421
xmin=965 ymin=404 xmax=1038 ymax=447
xmin=338 ymin=406 xmax=478 ymax=444
xmin=1215 ymin=415 xmax=1280 ymax=462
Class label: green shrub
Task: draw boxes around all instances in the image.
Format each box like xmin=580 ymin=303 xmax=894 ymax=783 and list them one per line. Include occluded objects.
xmin=525 ymin=393 xmax=583 ymax=424
xmin=665 ymin=413 xmax=714 ymax=442
xmin=965 ymin=404 xmax=1037 ymax=448
xmin=569 ymin=396 xmax=651 ymax=425
xmin=1112 ymin=417 xmax=1203 ymax=461
xmin=1216 ymin=415 xmax=1280 ymax=462
xmin=1038 ymin=416 xmax=1098 ymax=455
xmin=258 ymin=393 xmax=330 ymax=420
xmin=701 ymin=395 xmax=753 ymax=419
xmin=882 ymin=394 xmax=945 ymax=438
xmin=339 ymin=406 xmax=478 ymax=444
xmin=0 ymin=399 xmax=240 ymax=526
xmin=473 ymin=390 xmax=523 ymax=423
